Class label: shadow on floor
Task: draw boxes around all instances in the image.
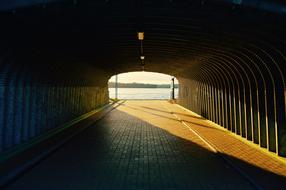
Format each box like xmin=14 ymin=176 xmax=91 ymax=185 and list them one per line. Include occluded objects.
xmin=122 ymin=103 xmax=225 ymax=133
xmin=5 ymin=109 xmax=286 ymax=190
xmin=139 ymin=106 xmax=205 ymax=120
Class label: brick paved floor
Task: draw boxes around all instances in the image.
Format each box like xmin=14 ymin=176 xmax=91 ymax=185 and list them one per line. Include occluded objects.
xmin=162 ymin=102 xmax=286 ymax=189
xmin=6 ymin=101 xmax=286 ymax=190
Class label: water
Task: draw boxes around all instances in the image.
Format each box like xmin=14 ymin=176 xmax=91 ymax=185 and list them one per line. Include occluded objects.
xmin=109 ymin=88 xmax=179 ymax=99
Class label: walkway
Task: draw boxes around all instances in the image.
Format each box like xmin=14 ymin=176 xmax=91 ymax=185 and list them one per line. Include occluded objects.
xmin=6 ymin=101 xmax=286 ymax=190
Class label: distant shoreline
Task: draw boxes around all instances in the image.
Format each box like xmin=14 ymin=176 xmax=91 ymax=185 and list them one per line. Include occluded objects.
xmin=109 ymin=87 xmax=178 ymax=88
xmin=108 ymin=82 xmax=178 ymax=88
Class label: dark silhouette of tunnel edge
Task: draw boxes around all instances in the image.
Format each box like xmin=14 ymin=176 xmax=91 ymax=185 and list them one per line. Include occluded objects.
xmin=0 ymin=0 xmax=285 ymax=164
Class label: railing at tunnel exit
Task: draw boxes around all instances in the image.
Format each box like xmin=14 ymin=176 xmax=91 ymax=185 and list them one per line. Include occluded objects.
xmin=108 ymin=88 xmax=179 ymax=100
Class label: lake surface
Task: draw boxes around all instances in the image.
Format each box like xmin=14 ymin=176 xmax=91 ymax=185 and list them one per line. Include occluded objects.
xmin=109 ymin=88 xmax=179 ymax=99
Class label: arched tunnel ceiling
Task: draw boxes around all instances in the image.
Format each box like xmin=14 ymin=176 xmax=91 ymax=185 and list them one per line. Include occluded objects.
xmin=0 ymin=0 xmax=286 ymax=84
xmin=0 ymin=0 xmax=286 ymax=157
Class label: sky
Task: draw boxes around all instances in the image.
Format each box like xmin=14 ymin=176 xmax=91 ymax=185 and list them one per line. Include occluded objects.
xmin=109 ymin=72 xmax=178 ymax=84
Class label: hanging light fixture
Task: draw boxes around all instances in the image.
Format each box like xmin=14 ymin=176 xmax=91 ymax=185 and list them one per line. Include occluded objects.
xmin=140 ymin=53 xmax=145 ymax=71
xmin=137 ymin=31 xmax=145 ymax=71
xmin=137 ymin=32 xmax=144 ymax=40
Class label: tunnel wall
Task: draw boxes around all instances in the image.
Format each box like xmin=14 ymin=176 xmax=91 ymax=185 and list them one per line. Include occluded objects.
xmin=178 ymin=63 xmax=286 ymax=157
xmin=0 ymin=56 xmax=109 ymax=154
xmin=0 ymin=0 xmax=285 ymax=159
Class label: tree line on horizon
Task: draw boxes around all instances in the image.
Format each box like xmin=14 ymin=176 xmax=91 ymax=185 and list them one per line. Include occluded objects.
xmin=108 ymin=82 xmax=178 ymax=88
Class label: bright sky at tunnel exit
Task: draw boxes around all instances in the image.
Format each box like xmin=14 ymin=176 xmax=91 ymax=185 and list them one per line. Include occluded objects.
xmin=109 ymin=72 xmax=179 ymax=84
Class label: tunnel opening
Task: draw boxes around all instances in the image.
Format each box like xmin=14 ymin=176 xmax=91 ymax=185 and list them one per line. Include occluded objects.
xmin=108 ymin=72 xmax=179 ymax=100
xmin=0 ymin=0 xmax=286 ymax=188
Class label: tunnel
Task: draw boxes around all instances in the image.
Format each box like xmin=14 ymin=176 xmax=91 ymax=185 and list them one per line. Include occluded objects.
xmin=108 ymin=72 xmax=179 ymax=99
xmin=0 ymin=0 xmax=286 ymax=189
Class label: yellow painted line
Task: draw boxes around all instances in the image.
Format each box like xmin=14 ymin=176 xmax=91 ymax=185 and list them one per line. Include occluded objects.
xmin=180 ymin=120 xmax=218 ymax=153
xmin=162 ymin=102 xmax=218 ymax=153
xmin=174 ymin=103 xmax=286 ymax=165
xmin=163 ymin=103 xmax=264 ymax=189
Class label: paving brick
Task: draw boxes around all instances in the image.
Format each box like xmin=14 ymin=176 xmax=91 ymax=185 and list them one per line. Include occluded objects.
xmin=6 ymin=101 xmax=268 ymax=190
xmin=164 ymin=101 xmax=286 ymax=189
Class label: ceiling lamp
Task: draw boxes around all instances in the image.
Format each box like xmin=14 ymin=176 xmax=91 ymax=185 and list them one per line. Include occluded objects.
xmin=137 ymin=32 xmax=145 ymax=71
xmin=137 ymin=32 xmax=144 ymax=40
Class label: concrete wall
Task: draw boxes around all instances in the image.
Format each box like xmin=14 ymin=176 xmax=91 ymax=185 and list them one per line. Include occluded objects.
xmin=0 ymin=56 xmax=109 ymax=153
